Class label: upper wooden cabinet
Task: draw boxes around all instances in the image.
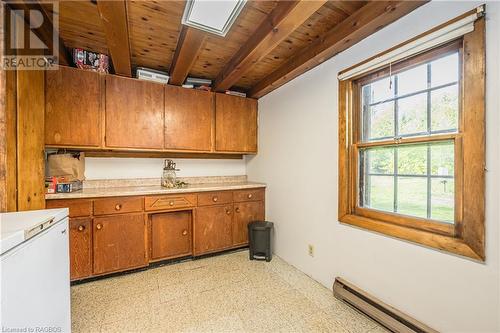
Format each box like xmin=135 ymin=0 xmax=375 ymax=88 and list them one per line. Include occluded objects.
xmin=215 ymin=93 xmax=258 ymax=153
xmin=44 ymin=68 xmax=258 ymax=155
xmin=164 ymin=85 xmax=213 ymax=151
xmin=105 ymin=75 xmax=164 ymax=149
xmin=45 ymin=66 xmax=101 ymax=147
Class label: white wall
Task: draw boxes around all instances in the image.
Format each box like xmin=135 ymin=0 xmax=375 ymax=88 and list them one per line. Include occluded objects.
xmin=247 ymin=2 xmax=500 ymax=332
xmin=84 ymin=157 xmax=246 ymax=180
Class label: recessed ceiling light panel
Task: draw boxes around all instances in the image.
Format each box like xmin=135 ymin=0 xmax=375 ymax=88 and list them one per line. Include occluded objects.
xmin=182 ymin=0 xmax=247 ymax=37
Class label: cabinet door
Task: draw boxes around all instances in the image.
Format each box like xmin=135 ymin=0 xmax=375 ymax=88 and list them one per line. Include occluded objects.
xmin=233 ymin=201 xmax=265 ymax=246
xmin=150 ymin=211 xmax=192 ymax=260
xmin=194 ymin=205 xmax=233 ymax=255
xmin=69 ymin=218 xmax=92 ymax=280
xmin=165 ymin=86 xmax=213 ymax=151
xmin=93 ymin=213 xmax=147 ymax=275
xmin=215 ymin=93 xmax=257 ymax=153
xmin=45 ymin=66 xmax=101 ymax=147
xmin=105 ymin=75 xmax=164 ymax=149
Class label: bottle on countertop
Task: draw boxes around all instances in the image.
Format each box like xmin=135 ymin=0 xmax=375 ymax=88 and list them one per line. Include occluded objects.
xmin=161 ymin=159 xmax=179 ymax=188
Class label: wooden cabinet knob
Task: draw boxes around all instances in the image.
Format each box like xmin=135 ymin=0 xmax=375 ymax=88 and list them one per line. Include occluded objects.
xmin=78 ymin=225 xmax=85 ymax=232
xmin=182 ymin=230 xmax=188 ymax=236
xmin=96 ymin=224 xmax=102 ymax=230
xmin=235 ymin=207 xmax=240 ymax=213
xmin=225 ymin=209 xmax=231 ymax=215
xmin=247 ymin=194 xmax=253 ymax=199
xmin=213 ymin=196 xmax=218 ymax=202
xmin=169 ymin=201 xmax=175 ymax=206
xmin=115 ymin=204 xmax=122 ymax=211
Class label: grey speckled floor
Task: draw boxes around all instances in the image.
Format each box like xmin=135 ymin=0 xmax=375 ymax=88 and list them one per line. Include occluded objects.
xmin=71 ymin=250 xmax=390 ymax=333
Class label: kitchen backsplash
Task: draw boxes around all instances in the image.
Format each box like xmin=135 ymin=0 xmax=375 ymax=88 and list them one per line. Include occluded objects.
xmin=84 ymin=157 xmax=247 ymax=180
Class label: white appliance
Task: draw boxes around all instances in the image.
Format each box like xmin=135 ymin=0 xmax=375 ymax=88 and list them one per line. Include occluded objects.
xmin=136 ymin=67 xmax=170 ymax=84
xmin=0 ymin=208 xmax=71 ymax=332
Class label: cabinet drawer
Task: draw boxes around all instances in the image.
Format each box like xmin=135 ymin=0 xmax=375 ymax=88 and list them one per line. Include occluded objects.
xmin=197 ymin=191 xmax=233 ymax=206
xmin=233 ymin=189 xmax=265 ymax=202
xmin=145 ymin=194 xmax=197 ymax=212
xmin=46 ymin=199 xmax=92 ymax=217
xmin=93 ymin=196 xmax=143 ymax=215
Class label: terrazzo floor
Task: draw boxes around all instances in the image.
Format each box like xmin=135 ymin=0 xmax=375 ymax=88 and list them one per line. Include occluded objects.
xmin=71 ymin=250 xmax=390 ymax=333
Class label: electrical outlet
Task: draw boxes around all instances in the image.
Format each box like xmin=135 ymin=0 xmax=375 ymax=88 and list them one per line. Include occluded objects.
xmin=308 ymin=244 xmax=314 ymax=257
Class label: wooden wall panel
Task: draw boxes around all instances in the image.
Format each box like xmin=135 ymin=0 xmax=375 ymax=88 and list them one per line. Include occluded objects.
xmin=1 ymin=4 xmax=17 ymax=212
xmin=188 ymin=1 xmax=278 ymax=82
xmin=16 ymin=70 xmax=45 ymax=211
xmin=236 ymin=1 xmax=364 ymax=89
xmin=126 ymin=0 xmax=184 ymax=72
xmin=41 ymin=1 xmax=108 ymax=55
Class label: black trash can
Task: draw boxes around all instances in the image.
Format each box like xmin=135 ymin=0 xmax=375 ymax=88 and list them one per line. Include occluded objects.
xmin=248 ymin=221 xmax=274 ymax=262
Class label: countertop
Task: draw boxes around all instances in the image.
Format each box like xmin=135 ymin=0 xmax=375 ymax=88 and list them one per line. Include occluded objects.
xmin=45 ymin=181 xmax=266 ymax=200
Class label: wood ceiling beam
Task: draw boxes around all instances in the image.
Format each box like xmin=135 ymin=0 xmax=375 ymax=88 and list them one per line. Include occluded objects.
xmin=248 ymin=1 xmax=429 ymax=99
xmin=97 ymin=0 xmax=132 ymax=77
xmin=212 ymin=0 xmax=326 ymax=92
xmin=169 ymin=27 xmax=206 ymax=86
xmin=6 ymin=1 xmax=70 ymax=66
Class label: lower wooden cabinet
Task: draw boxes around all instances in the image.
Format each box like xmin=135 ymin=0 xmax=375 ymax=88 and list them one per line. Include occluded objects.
xmin=150 ymin=211 xmax=192 ymax=261
xmin=195 ymin=205 xmax=233 ymax=255
xmin=233 ymin=201 xmax=265 ymax=246
xmin=48 ymin=187 xmax=265 ymax=281
xmin=93 ymin=213 xmax=147 ymax=275
xmin=69 ymin=218 xmax=92 ymax=280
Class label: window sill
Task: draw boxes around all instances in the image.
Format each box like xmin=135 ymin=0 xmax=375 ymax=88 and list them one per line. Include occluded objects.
xmin=339 ymin=214 xmax=484 ymax=261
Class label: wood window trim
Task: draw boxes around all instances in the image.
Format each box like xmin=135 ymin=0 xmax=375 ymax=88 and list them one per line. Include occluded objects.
xmin=338 ymin=15 xmax=485 ymax=261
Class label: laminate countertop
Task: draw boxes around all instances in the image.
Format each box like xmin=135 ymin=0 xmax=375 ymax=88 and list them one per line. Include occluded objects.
xmin=45 ymin=181 xmax=266 ymax=200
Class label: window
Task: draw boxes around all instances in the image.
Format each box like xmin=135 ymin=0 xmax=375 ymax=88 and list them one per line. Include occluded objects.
xmin=338 ymin=11 xmax=485 ymax=260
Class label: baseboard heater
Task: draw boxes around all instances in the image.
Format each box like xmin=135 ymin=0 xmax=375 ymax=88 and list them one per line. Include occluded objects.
xmin=333 ymin=277 xmax=438 ymax=333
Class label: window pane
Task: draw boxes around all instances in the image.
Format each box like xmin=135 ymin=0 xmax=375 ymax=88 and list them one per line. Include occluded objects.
xmin=364 ymin=101 xmax=394 ymax=140
xmin=431 ymin=142 xmax=454 ymax=176
xmin=431 ymin=84 xmax=459 ymax=132
xmin=359 ymin=142 xmax=455 ymax=223
xmin=365 ymin=147 xmax=394 ymax=174
xmin=431 ymin=178 xmax=454 ymax=223
xmin=397 ymin=63 xmax=427 ymax=96
xmin=398 ymin=93 xmax=427 ymax=136
xmin=363 ymin=175 xmax=394 ymax=212
xmin=367 ymin=77 xmax=393 ymax=103
xmin=431 ymin=53 xmax=459 ymax=87
xmin=397 ymin=144 xmax=427 ymax=175
xmin=397 ymin=177 xmax=427 ymax=219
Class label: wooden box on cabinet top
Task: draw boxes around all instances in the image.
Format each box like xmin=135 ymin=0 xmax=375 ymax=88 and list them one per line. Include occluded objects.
xmin=215 ymin=93 xmax=257 ymax=153
xmin=105 ymin=75 xmax=164 ymax=149
xmin=45 ymin=66 xmax=102 ymax=147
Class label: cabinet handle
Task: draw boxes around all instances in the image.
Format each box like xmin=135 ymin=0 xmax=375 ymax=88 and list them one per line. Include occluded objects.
xmin=78 ymin=225 xmax=85 ymax=232
xmin=213 ymin=196 xmax=218 ymax=202
xmin=225 ymin=209 xmax=231 ymax=215
xmin=247 ymin=194 xmax=253 ymax=199
xmin=182 ymin=230 xmax=188 ymax=236
xmin=115 ymin=204 xmax=122 ymax=211
xmin=235 ymin=207 xmax=240 ymax=213
xmin=169 ymin=201 xmax=175 ymax=206
xmin=96 ymin=224 xmax=102 ymax=230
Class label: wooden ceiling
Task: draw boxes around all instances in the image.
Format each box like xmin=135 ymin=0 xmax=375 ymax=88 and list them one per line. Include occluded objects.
xmin=24 ymin=0 xmax=428 ymax=98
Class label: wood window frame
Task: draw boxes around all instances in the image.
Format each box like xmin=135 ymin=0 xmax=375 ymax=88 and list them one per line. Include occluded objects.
xmin=338 ymin=13 xmax=485 ymax=261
